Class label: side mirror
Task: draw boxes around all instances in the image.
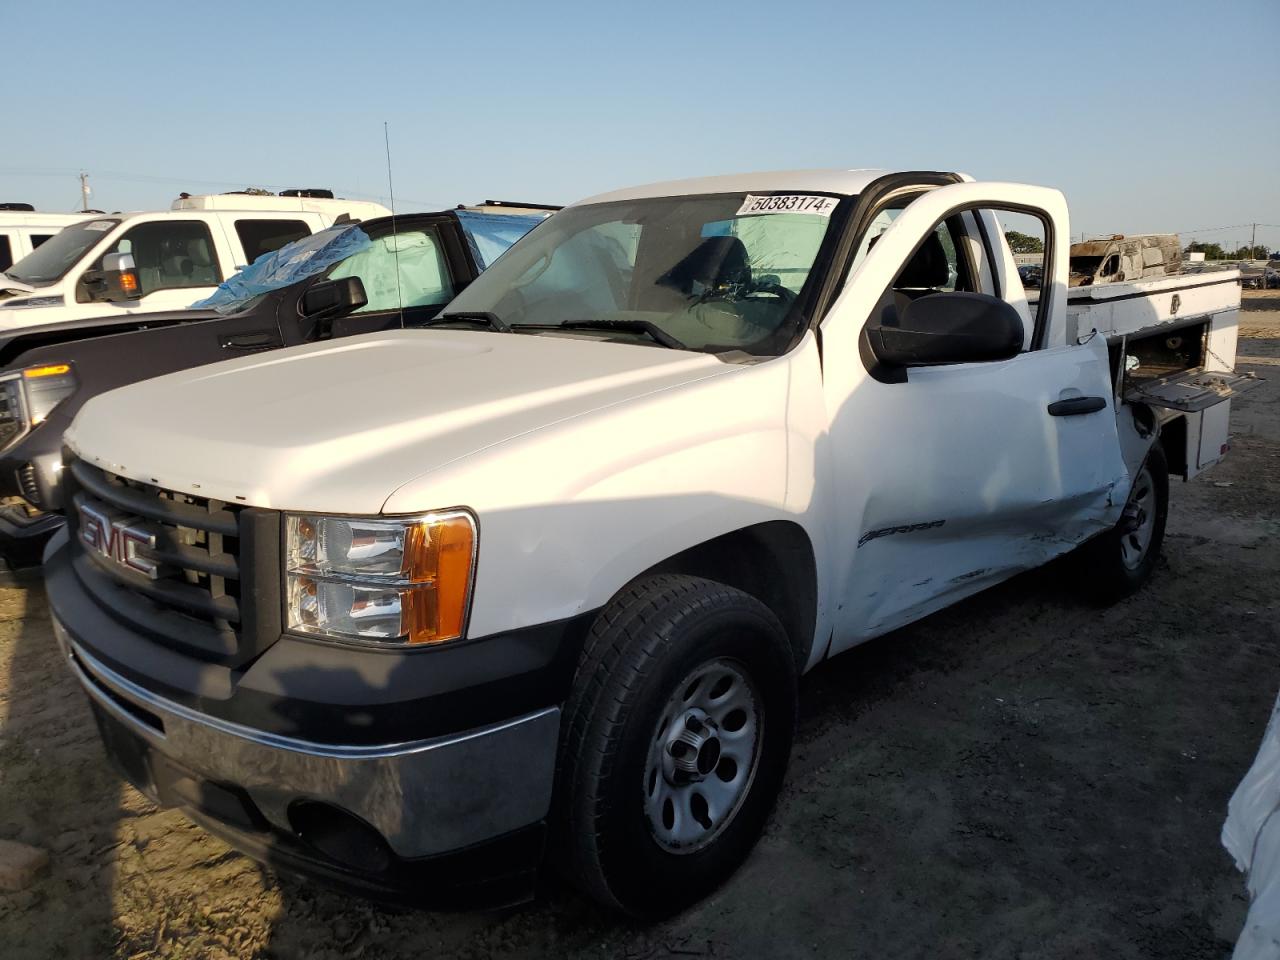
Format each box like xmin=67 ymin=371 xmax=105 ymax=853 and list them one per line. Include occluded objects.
xmin=85 ymin=252 xmax=142 ymax=302
xmin=300 ymin=276 xmax=367 ymax=319
xmin=866 ymin=291 xmax=1024 ymax=367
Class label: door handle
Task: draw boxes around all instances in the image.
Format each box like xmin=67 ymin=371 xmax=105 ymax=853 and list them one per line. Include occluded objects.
xmin=221 ymin=332 xmax=280 ymax=350
xmin=1047 ymin=396 xmax=1107 ymax=416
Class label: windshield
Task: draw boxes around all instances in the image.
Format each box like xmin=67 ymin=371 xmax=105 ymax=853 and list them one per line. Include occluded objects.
xmin=456 ymin=210 xmax=548 ymax=268
xmin=443 ymin=192 xmax=845 ymax=354
xmin=1070 ymin=256 xmax=1104 ymax=277
xmin=4 ymin=218 xmax=117 ymax=285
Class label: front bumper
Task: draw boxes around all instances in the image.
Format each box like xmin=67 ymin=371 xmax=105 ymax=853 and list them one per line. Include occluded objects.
xmin=53 ymin=613 xmax=562 ymax=894
xmin=0 ymin=431 xmax=65 ymax=566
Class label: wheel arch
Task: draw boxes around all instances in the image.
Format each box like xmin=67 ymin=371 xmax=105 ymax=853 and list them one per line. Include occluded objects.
xmin=634 ymin=520 xmax=819 ymax=673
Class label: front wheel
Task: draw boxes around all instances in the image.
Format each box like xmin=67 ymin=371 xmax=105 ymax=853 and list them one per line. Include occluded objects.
xmin=555 ymin=575 xmax=797 ymax=917
xmin=1079 ymin=443 xmax=1169 ymax=603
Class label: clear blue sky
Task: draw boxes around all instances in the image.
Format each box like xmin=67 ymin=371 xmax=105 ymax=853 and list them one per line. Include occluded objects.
xmin=5 ymin=0 xmax=1279 ymax=249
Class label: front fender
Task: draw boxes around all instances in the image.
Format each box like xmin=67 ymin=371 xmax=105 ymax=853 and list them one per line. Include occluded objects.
xmin=382 ymin=353 xmax=811 ymax=641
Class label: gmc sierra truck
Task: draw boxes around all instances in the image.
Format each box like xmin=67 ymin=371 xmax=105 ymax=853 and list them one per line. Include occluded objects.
xmin=0 ymin=207 xmax=546 ymax=563
xmin=44 ymin=169 xmax=1252 ymax=916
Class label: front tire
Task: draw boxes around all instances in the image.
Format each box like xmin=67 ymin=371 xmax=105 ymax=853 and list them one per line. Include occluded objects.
xmin=1081 ymin=443 xmax=1169 ymax=603
xmin=556 ymin=575 xmax=797 ymax=917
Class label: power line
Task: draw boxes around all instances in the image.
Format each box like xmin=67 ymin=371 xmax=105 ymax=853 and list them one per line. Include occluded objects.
xmin=0 ymin=166 xmax=450 ymax=210
xmin=1170 ymin=222 xmax=1280 ymax=234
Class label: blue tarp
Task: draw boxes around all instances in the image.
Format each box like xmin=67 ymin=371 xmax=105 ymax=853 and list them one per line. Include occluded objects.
xmin=190 ymin=224 xmax=373 ymax=314
xmin=457 ymin=211 xmax=547 ymax=269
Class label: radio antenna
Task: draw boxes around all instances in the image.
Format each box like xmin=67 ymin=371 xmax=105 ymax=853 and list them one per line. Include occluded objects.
xmin=383 ymin=121 xmax=404 ymax=328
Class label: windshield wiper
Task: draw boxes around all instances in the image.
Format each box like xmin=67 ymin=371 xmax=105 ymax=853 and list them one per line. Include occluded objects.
xmin=421 ymin=311 xmax=512 ymax=333
xmin=553 ymin=319 xmax=687 ymax=350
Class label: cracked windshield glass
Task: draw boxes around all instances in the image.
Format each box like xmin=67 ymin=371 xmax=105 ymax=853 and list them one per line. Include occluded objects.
xmin=442 ymin=192 xmax=843 ymax=354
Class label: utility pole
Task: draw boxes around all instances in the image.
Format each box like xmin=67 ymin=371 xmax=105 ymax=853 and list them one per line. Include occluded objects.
xmin=79 ymin=172 xmax=91 ymax=212
xmin=1251 ymin=222 xmax=1257 ymax=261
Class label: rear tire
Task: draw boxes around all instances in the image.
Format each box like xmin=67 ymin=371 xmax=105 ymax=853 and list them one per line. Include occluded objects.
xmin=555 ymin=575 xmax=797 ymax=918
xmin=1080 ymin=443 xmax=1168 ymax=603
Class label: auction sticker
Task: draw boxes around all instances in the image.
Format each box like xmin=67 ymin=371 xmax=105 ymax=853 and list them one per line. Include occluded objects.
xmin=736 ymin=194 xmax=837 ymax=217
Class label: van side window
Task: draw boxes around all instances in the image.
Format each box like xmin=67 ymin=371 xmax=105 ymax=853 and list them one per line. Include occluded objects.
xmin=327 ymin=227 xmax=454 ymax=315
xmin=235 ymin=219 xmax=310 ymax=266
xmin=0 ymin=236 xmax=11 ymax=272
xmin=91 ymin=221 xmax=222 ymax=298
xmin=29 ymin=234 xmax=53 ymax=249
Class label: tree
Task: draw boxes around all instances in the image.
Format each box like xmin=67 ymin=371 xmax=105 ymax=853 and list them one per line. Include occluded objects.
xmin=1187 ymin=240 xmax=1270 ymax=261
xmin=1186 ymin=241 xmax=1227 ymax=260
xmin=1232 ymin=244 xmax=1270 ymax=261
xmin=1005 ymin=230 xmax=1044 ymax=254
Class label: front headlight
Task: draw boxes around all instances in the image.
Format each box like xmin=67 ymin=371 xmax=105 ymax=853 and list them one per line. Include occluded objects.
xmin=285 ymin=511 xmax=476 ymax=646
xmin=22 ymin=363 xmax=77 ymax=425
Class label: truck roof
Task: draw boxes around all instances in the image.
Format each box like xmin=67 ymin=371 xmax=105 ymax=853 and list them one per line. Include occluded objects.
xmin=169 ymin=193 xmax=391 ymax=219
xmin=573 ymin=168 xmax=900 ymax=206
xmin=0 ymin=211 xmax=96 ymax=228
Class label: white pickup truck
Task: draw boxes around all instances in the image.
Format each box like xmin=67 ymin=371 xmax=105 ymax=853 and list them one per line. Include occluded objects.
xmin=0 ymin=191 xmax=390 ymax=329
xmin=0 ymin=207 xmax=92 ymax=274
xmin=44 ymin=169 xmax=1251 ymax=916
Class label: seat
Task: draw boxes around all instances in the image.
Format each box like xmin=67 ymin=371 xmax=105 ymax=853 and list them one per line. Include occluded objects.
xmin=894 ymin=231 xmax=950 ymax=297
xmin=185 ymin=237 xmax=217 ymax=284
xmin=160 ymin=235 xmax=217 ymax=287
xmin=865 ymin=230 xmax=953 ymax=328
xmin=656 ymin=236 xmax=751 ymax=296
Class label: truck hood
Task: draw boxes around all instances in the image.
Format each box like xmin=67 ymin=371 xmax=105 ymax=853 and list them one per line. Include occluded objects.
xmin=0 ymin=308 xmax=216 ymax=369
xmin=67 ymin=330 xmax=731 ymax=514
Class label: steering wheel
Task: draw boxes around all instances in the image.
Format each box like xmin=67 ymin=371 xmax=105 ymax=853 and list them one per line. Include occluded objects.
xmin=742 ymin=280 xmax=797 ymax=306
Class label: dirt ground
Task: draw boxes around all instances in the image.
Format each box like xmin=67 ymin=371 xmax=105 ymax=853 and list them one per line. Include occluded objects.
xmin=1 ymin=292 xmax=1278 ymax=960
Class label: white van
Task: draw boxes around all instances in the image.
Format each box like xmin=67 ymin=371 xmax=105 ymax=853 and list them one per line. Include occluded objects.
xmin=0 ymin=207 xmax=93 ymax=275
xmin=0 ymin=192 xmax=390 ymax=330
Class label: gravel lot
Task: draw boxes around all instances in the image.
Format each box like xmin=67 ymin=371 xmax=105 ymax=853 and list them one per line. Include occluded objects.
xmin=1 ymin=292 xmax=1277 ymax=960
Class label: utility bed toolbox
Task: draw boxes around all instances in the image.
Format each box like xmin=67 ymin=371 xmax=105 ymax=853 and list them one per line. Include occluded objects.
xmin=1049 ymin=269 xmax=1254 ymax=479
xmin=1124 ymin=367 xmax=1262 ymax=413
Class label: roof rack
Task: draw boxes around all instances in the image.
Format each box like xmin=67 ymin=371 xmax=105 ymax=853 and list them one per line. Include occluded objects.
xmin=476 ymin=200 xmax=562 ymax=211
xmin=0 ymin=202 xmax=36 ymax=212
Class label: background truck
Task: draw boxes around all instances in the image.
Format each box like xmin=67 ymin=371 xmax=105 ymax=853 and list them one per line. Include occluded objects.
xmin=0 ymin=205 xmax=93 ymax=273
xmin=44 ymin=168 xmax=1249 ymax=917
xmin=1069 ymin=233 xmax=1182 ymax=286
xmin=0 ymin=205 xmax=547 ymax=563
xmin=0 ymin=190 xmax=391 ymax=328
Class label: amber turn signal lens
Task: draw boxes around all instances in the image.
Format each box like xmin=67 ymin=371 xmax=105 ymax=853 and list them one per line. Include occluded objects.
xmin=119 ymin=271 xmax=139 ymax=296
xmin=23 ymin=364 xmax=71 ymax=379
xmin=403 ymin=515 xmax=475 ymax=644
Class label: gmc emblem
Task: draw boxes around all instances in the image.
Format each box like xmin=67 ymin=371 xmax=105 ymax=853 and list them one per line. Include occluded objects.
xmin=78 ymin=502 xmax=159 ymax=579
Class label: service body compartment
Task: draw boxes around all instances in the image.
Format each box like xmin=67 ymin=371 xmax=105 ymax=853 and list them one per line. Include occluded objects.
xmin=1064 ymin=270 xmax=1253 ymax=480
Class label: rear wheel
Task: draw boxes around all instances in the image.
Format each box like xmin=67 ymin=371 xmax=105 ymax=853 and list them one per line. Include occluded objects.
xmin=555 ymin=575 xmax=797 ymax=917
xmin=1080 ymin=443 xmax=1169 ymax=603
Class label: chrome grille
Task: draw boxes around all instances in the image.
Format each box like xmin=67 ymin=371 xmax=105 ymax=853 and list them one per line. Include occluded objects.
xmin=63 ymin=457 xmax=261 ymax=663
xmin=17 ymin=462 xmax=39 ymax=505
xmin=0 ymin=378 xmax=27 ymax=450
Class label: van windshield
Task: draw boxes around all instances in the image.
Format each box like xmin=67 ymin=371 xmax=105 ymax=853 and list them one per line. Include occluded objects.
xmin=4 ymin=218 xmax=118 ymax=286
xmin=442 ymin=192 xmax=846 ymax=355
xmin=1070 ymin=256 xmax=1104 ymax=277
